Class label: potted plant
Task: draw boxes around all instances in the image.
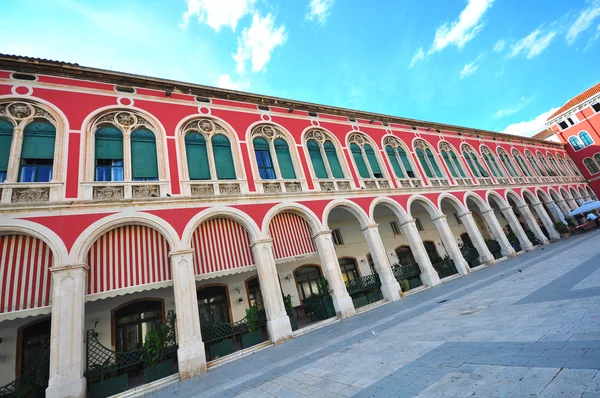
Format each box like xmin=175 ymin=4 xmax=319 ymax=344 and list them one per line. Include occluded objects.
xmin=141 ymin=323 xmax=173 ymax=383
xmin=282 ymin=293 xmax=298 ymax=331
xmin=399 ymin=279 xmax=410 ymax=293
xmin=89 ymin=359 xmax=129 ymax=398
xmin=241 ymin=306 xmax=265 ymax=348
xmin=554 ymin=221 xmax=570 ymax=237
xmin=318 ymin=277 xmax=336 ymax=317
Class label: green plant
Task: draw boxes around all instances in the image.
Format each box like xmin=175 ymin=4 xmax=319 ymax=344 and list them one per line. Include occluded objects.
xmin=89 ymin=358 xmax=113 ymax=382
xmin=282 ymin=293 xmax=294 ymax=315
xmin=554 ymin=221 xmax=569 ymax=234
xmin=141 ymin=322 xmax=169 ymax=367
xmin=565 ymin=217 xmax=576 ymax=228
xmin=400 ymin=279 xmax=410 ymax=292
xmin=245 ymin=305 xmax=260 ymax=332
xmin=318 ymin=276 xmax=330 ymax=296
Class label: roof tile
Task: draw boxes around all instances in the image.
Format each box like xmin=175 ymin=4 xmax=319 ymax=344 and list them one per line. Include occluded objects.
xmin=548 ymin=82 xmax=600 ymax=120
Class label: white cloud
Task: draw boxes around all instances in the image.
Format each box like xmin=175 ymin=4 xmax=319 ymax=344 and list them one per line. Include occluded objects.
xmin=409 ymin=47 xmax=425 ymax=67
xmin=566 ymin=0 xmax=600 ymax=44
xmin=306 ymin=0 xmax=334 ymax=24
xmin=509 ymin=29 xmax=557 ymax=59
xmin=233 ymin=13 xmax=287 ymax=73
xmin=493 ymin=39 xmax=505 ymax=52
xmin=181 ymin=0 xmax=255 ymax=31
xmin=216 ymin=74 xmax=250 ymax=90
xmin=429 ymin=0 xmax=494 ymax=54
xmin=459 ymin=53 xmax=484 ymax=79
xmin=494 ymin=97 xmax=534 ymax=118
xmin=502 ymin=107 xmax=560 ymax=137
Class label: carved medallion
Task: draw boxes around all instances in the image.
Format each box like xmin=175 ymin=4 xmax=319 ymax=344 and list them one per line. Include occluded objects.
xmin=132 ymin=184 xmax=160 ymax=198
xmin=11 ymin=187 xmax=50 ymax=203
xmin=93 ymin=186 xmax=124 ymax=200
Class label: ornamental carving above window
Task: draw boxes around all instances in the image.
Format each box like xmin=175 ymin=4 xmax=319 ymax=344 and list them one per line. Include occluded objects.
xmin=305 ymin=128 xmax=334 ymax=143
xmin=480 ymin=146 xmax=493 ymax=156
xmin=92 ymin=110 xmax=153 ymax=132
xmin=0 ymin=101 xmax=56 ymax=127
xmin=348 ymin=133 xmax=371 ymax=147
xmin=439 ymin=141 xmax=454 ymax=152
xmin=461 ymin=144 xmax=477 ymax=154
xmin=383 ymin=136 xmax=405 ymax=148
xmin=183 ymin=118 xmax=227 ymax=137
xmin=251 ymin=124 xmax=285 ymax=141
xmin=413 ymin=139 xmax=430 ymax=151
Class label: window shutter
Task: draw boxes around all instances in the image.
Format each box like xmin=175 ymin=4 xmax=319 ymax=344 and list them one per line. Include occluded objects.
xmin=350 ymin=143 xmax=370 ymax=178
xmin=397 ymin=148 xmax=414 ymax=176
xmin=307 ymin=140 xmax=328 ymax=178
xmin=416 ymin=148 xmax=433 ymax=178
xmin=463 ymin=152 xmax=479 ymax=177
xmin=131 ymin=128 xmax=158 ymax=179
xmin=95 ymin=126 xmax=123 ymax=160
xmin=186 ymin=132 xmax=210 ymax=180
xmin=441 ymin=151 xmax=458 ymax=177
xmin=426 ymin=149 xmax=442 ymax=177
xmin=21 ymin=120 xmax=56 ymax=159
xmin=212 ymin=134 xmax=236 ymax=180
xmin=364 ymin=144 xmax=382 ymax=177
xmin=450 ymin=152 xmax=466 ymax=178
xmin=386 ymin=146 xmax=404 ymax=178
xmin=324 ymin=141 xmax=344 ymax=178
xmin=274 ymin=138 xmax=296 ymax=179
xmin=0 ymin=119 xmax=13 ymax=172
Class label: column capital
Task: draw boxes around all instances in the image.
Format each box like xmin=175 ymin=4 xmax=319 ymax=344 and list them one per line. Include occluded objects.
xmin=50 ymin=263 xmax=89 ymax=273
xmin=251 ymin=238 xmax=273 ymax=248
xmin=431 ymin=214 xmax=447 ymax=222
xmin=399 ymin=218 xmax=417 ymax=227
xmin=456 ymin=211 xmax=472 ymax=218
xmin=516 ymin=204 xmax=531 ymax=210
xmin=480 ymin=208 xmax=495 ymax=216
xmin=312 ymin=230 xmax=332 ymax=238
xmin=360 ymin=223 xmax=379 ymax=232
xmin=169 ymin=249 xmax=195 ymax=257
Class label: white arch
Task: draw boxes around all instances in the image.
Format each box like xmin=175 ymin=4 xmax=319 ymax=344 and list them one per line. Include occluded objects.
xmin=369 ymin=196 xmax=411 ymax=224
xmin=0 ymin=217 xmax=69 ymax=266
xmin=464 ymin=191 xmax=492 ymax=212
xmin=182 ymin=206 xmax=262 ymax=248
xmin=486 ymin=190 xmax=509 ymax=209
xmin=522 ymin=189 xmax=539 ymax=204
xmin=438 ymin=192 xmax=469 ymax=214
xmin=262 ymin=202 xmax=325 ymax=236
xmin=406 ymin=194 xmax=442 ymax=219
xmin=505 ymin=189 xmax=527 ymax=207
xmin=323 ymin=198 xmax=372 ymax=230
xmin=535 ymin=188 xmax=552 ymax=203
xmin=71 ymin=211 xmax=181 ymax=264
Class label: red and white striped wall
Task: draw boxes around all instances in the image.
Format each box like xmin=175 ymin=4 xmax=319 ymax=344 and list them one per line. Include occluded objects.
xmin=0 ymin=235 xmax=52 ymax=314
xmin=191 ymin=218 xmax=255 ymax=275
xmin=87 ymin=225 xmax=171 ymax=295
xmin=269 ymin=212 xmax=317 ymax=261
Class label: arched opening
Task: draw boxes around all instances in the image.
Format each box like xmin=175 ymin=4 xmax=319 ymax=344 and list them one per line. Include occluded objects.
xmin=439 ymin=197 xmax=485 ymax=268
xmin=507 ymin=193 xmax=545 ymax=246
xmin=13 ymin=317 xmax=51 ymax=396
xmin=114 ymin=299 xmax=165 ymax=352
xmin=197 ymin=285 xmax=231 ymax=324
xmin=523 ymin=191 xmax=552 ymax=241
xmin=291 ymin=265 xmax=335 ymax=327
xmin=466 ymin=195 xmax=512 ymax=260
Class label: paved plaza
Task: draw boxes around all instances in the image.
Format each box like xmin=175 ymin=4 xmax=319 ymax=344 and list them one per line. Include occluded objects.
xmin=150 ymin=232 xmax=600 ymax=398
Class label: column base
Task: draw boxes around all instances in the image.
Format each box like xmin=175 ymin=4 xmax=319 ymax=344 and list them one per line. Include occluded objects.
xmin=380 ymin=280 xmax=402 ymax=302
xmin=421 ymin=270 xmax=441 ymax=287
xmin=46 ymin=377 xmax=86 ymax=398
xmin=177 ymin=341 xmax=207 ymax=380
xmin=522 ymin=242 xmax=535 ymax=252
xmin=267 ymin=315 xmax=293 ymax=345
xmin=501 ymin=248 xmax=517 ymax=258
xmin=332 ymin=295 xmax=356 ymax=319
xmin=455 ymin=259 xmax=470 ymax=275
xmin=480 ymin=254 xmax=496 ymax=265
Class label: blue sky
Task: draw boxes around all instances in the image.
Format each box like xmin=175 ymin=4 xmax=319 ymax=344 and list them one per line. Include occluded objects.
xmin=1 ymin=0 xmax=600 ymax=136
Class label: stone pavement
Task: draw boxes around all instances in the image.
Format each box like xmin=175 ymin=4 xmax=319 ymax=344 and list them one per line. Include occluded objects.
xmin=149 ymin=232 xmax=600 ymax=397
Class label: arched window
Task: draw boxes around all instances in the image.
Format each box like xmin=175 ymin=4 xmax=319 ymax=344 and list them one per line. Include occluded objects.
xmin=395 ymin=246 xmax=417 ymax=266
xmin=384 ymin=136 xmax=417 ymax=179
xmin=294 ymin=265 xmax=323 ymax=301
xmin=512 ymin=150 xmax=532 ymax=177
xmin=594 ymin=154 xmax=600 ymax=169
xmin=439 ymin=142 xmax=467 ymax=179
xmin=547 ymin=154 xmax=564 ymax=176
xmin=95 ymin=125 xmax=124 ymax=182
xmin=557 ymin=156 xmax=573 ymax=176
xmin=579 ymin=131 xmax=594 ymax=147
xmin=537 ymin=152 xmax=556 ymax=176
xmin=304 ymin=129 xmax=345 ymax=179
xmin=0 ymin=118 xmax=14 ymax=182
xmin=414 ymin=139 xmax=444 ymax=178
xmin=461 ymin=144 xmax=489 ymax=178
xmin=481 ymin=146 xmax=505 ymax=178
xmin=569 ymin=136 xmax=584 ymax=151
xmin=338 ymin=258 xmax=360 ymax=282
xmin=348 ymin=133 xmax=384 ymax=178
xmin=526 ymin=150 xmax=546 ymax=177
xmin=423 ymin=241 xmax=441 ymax=263
xmin=251 ymin=125 xmax=297 ymax=180
xmin=130 ymin=128 xmax=159 ymax=181
xmin=498 ymin=148 xmax=521 ymax=178
xmin=183 ymin=118 xmax=237 ymax=181
xmin=197 ymin=285 xmax=231 ymax=323
xmin=584 ymin=158 xmax=599 ymax=175
xmin=19 ymin=120 xmax=56 ymax=183
xmin=114 ymin=300 xmax=163 ymax=352
xmin=568 ymin=157 xmax=583 ymax=177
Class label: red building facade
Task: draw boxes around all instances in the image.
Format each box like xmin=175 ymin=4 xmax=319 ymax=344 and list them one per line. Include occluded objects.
xmin=0 ymin=54 xmax=594 ymax=397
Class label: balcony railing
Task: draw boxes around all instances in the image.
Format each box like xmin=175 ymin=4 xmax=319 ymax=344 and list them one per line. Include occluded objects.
xmin=395 ymin=178 xmax=423 ymax=188
xmin=428 ymin=178 xmax=450 ymax=187
xmin=361 ymin=178 xmax=391 ymax=190
xmin=476 ymin=177 xmax=494 ymax=185
xmin=497 ymin=177 xmax=511 ymax=185
xmin=316 ymin=179 xmax=353 ymax=192
xmin=255 ymin=179 xmax=304 ymax=194
xmin=454 ymin=178 xmax=473 ymax=186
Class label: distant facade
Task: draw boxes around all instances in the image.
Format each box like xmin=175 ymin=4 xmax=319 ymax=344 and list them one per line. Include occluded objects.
xmin=0 ymin=54 xmax=594 ymax=397
xmin=545 ymin=82 xmax=600 ymax=196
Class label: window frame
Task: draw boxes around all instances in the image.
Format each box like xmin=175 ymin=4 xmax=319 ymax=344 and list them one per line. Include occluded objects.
xmin=347 ymin=132 xmax=387 ymax=180
xmin=569 ymin=136 xmax=585 ymax=151
xmin=413 ymin=139 xmax=445 ymax=180
xmin=579 ymin=131 xmax=594 ymax=147
xmin=250 ymin=124 xmax=303 ymax=182
xmin=461 ymin=143 xmax=490 ymax=179
xmin=438 ymin=141 xmax=468 ymax=180
xmin=383 ymin=136 xmax=419 ymax=180
xmin=303 ymin=129 xmax=347 ymax=180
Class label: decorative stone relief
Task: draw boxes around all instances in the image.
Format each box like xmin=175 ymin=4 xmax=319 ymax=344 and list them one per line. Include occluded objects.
xmin=430 ymin=180 xmax=441 ymax=187
xmin=93 ymin=186 xmax=124 ymax=200
xmin=319 ymin=181 xmax=335 ymax=191
xmin=191 ymin=184 xmax=215 ymax=196
xmin=399 ymin=180 xmax=412 ymax=188
xmin=440 ymin=180 xmax=450 ymax=187
xmin=284 ymin=182 xmax=302 ymax=192
xmin=183 ymin=118 xmax=226 ymax=137
xmin=383 ymin=136 xmax=403 ymax=148
xmin=439 ymin=141 xmax=454 ymax=152
xmin=252 ymin=124 xmax=284 ymax=140
xmin=263 ymin=183 xmax=282 ymax=193
xmin=219 ymin=183 xmax=241 ymax=195
xmin=11 ymin=187 xmax=50 ymax=203
xmin=364 ymin=180 xmax=377 ymax=190
xmin=92 ymin=110 xmax=154 ymax=135
xmin=132 ymin=184 xmax=160 ymax=198
xmin=378 ymin=180 xmax=390 ymax=189
xmin=336 ymin=181 xmax=351 ymax=191
xmin=0 ymin=100 xmax=57 ymax=128
xmin=412 ymin=180 xmax=422 ymax=188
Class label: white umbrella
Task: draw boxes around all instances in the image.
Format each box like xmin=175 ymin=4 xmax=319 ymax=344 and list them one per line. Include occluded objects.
xmin=567 ymin=200 xmax=600 ymax=217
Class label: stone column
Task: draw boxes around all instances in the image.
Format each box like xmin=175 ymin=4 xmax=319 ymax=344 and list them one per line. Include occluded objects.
xmin=566 ymin=197 xmax=579 ymax=212
xmin=399 ymin=219 xmax=441 ymax=287
xmin=5 ymin=127 xmax=23 ymax=183
xmin=251 ymin=239 xmax=293 ymax=344
xmin=431 ymin=215 xmax=470 ymax=275
xmin=46 ymin=264 xmax=88 ymax=398
xmin=575 ymin=196 xmax=585 ymax=206
xmin=169 ymin=250 xmax=206 ymax=379
xmin=517 ymin=204 xmax=550 ymax=245
xmin=361 ymin=224 xmax=401 ymax=302
xmin=313 ymin=232 xmax=356 ymax=318
xmin=500 ymin=206 xmax=534 ymax=251
xmin=532 ymin=202 xmax=561 ymax=241
xmin=555 ymin=199 xmax=572 ymax=219
xmin=480 ymin=208 xmax=516 ymax=258
xmin=457 ymin=212 xmax=495 ymax=265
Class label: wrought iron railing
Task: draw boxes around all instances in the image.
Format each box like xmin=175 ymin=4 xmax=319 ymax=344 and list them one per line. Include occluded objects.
xmin=433 ymin=258 xmax=458 ymax=279
xmin=392 ymin=263 xmax=421 ymax=281
xmin=526 ymin=231 xmax=542 ymax=246
xmin=461 ymin=246 xmax=480 ymax=268
xmin=345 ymin=273 xmax=382 ymax=295
xmin=85 ymin=311 xmax=177 ymax=382
xmin=199 ymin=309 xmax=267 ymax=344
xmin=486 ymin=240 xmax=503 ymax=259
xmin=0 ymin=339 xmax=50 ymax=398
xmin=303 ymin=295 xmax=336 ymax=322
